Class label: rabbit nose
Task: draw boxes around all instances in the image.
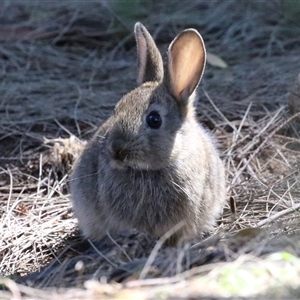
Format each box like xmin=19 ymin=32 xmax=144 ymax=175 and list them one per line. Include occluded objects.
xmin=110 ymin=138 xmax=129 ymax=161
xmin=114 ymin=148 xmax=130 ymax=161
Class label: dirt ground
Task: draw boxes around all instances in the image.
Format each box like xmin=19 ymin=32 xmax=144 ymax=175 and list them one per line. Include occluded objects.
xmin=1 ymin=1 xmax=300 ymax=299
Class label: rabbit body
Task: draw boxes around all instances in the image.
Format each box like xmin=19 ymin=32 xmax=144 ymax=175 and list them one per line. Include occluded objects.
xmin=70 ymin=23 xmax=226 ymax=244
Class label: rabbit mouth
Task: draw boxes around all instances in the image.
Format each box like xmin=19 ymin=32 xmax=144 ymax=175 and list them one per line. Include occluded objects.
xmin=110 ymin=155 xmax=152 ymax=170
xmin=109 ymin=151 xmax=152 ymax=170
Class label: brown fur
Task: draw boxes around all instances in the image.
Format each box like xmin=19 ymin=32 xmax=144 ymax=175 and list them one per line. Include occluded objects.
xmin=70 ymin=23 xmax=226 ymax=245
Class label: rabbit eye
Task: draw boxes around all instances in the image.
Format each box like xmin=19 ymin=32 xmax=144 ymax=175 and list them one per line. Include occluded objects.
xmin=146 ymin=111 xmax=162 ymax=129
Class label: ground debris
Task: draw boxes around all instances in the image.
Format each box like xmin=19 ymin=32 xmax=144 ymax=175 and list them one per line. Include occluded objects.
xmin=1 ymin=1 xmax=300 ymax=298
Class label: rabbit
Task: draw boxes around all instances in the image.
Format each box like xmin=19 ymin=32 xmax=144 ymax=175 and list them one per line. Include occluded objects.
xmin=69 ymin=22 xmax=226 ymax=245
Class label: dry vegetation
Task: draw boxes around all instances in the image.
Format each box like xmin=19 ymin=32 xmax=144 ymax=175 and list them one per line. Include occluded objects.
xmin=1 ymin=0 xmax=300 ymax=299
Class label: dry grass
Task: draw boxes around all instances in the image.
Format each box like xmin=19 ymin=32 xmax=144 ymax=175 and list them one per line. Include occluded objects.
xmin=1 ymin=0 xmax=300 ymax=298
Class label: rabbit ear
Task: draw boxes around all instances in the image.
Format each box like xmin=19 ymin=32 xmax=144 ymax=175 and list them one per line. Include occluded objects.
xmin=167 ymin=29 xmax=206 ymax=102
xmin=134 ymin=22 xmax=164 ymax=85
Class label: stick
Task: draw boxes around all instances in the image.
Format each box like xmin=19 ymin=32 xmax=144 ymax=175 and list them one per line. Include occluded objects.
xmin=257 ymin=202 xmax=300 ymax=227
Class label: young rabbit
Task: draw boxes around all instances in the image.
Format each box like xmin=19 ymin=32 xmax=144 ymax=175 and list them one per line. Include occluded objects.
xmin=70 ymin=22 xmax=226 ymax=245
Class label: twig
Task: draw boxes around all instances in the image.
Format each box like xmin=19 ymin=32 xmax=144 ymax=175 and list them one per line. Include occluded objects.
xmin=203 ymin=89 xmax=234 ymax=130
xmin=139 ymin=221 xmax=185 ymax=280
xmin=88 ymin=239 xmax=118 ymax=269
xmin=257 ymin=202 xmax=300 ymax=227
xmin=230 ymin=111 xmax=300 ymax=187
xmin=106 ymin=231 xmax=132 ymax=262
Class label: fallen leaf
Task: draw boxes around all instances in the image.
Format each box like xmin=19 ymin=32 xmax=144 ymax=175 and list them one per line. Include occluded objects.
xmin=207 ymin=52 xmax=228 ymax=68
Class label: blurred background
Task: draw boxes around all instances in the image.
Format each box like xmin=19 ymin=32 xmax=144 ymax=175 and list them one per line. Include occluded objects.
xmin=0 ymin=0 xmax=299 ymax=149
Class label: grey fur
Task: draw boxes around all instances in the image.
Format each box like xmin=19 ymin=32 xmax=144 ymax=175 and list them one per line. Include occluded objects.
xmin=70 ymin=23 xmax=226 ymax=245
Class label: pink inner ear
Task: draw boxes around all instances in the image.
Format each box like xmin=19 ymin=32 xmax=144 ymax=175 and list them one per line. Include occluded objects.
xmin=169 ymin=31 xmax=206 ymax=100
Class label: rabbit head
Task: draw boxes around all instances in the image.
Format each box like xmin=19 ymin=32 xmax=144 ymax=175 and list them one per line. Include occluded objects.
xmin=105 ymin=22 xmax=206 ymax=171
